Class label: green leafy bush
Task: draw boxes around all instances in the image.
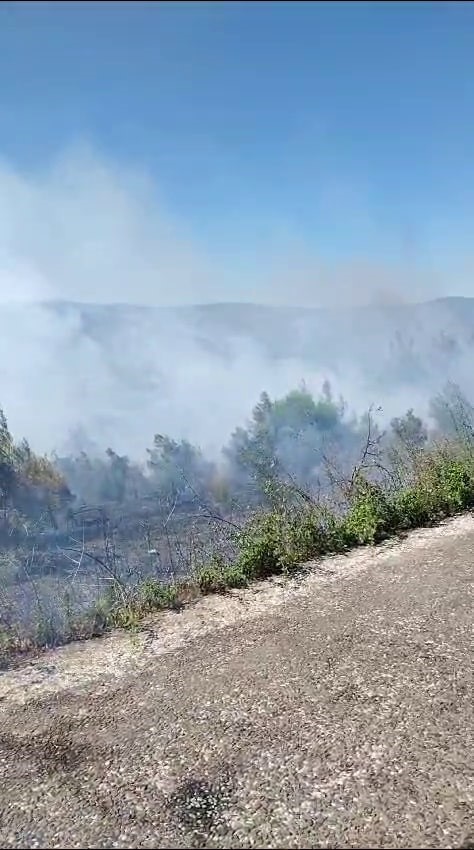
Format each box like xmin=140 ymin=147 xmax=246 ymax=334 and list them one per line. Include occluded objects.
xmin=341 ymin=480 xmax=395 ymax=545
xmin=197 ymin=558 xmax=248 ymax=593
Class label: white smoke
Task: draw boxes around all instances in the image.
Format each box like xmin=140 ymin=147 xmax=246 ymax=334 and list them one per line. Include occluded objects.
xmin=0 ymin=146 xmax=471 ymax=458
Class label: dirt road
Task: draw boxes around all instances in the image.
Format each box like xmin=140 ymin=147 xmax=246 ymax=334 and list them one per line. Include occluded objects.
xmin=0 ymin=515 xmax=472 ymax=849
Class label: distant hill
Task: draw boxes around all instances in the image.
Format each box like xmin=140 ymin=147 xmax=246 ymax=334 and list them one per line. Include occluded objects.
xmin=37 ymin=294 xmax=474 ymax=382
xmin=36 ymin=294 xmax=474 ymax=355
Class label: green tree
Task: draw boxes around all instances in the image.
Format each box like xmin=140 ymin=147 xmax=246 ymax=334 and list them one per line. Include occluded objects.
xmin=225 ymin=383 xmax=358 ymax=504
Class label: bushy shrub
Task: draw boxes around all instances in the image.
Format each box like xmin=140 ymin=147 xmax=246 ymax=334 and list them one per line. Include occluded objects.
xmin=197 ymin=557 xmax=247 ymax=593
xmin=341 ymin=479 xmax=395 ymax=545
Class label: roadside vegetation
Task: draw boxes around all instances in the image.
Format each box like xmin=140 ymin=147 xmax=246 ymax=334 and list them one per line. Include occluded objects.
xmin=1 ymin=379 xmax=474 ymax=665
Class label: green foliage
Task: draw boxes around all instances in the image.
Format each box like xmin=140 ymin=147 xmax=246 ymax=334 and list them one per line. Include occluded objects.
xmin=237 ymin=511 xmax=287 ymax=579
xmin=389 ymin=447 xmax=474 ymax=531
xmin=342 ymin=479 xmax=395 ymax=545
xmin=429 ymin=453 xmax=474 ymax=513
xmin=197 ymin=559 xmax=248 ymax=593
xmin=392 ymin=487 xmax=435 ymax=528
xmin=137 ymin=578 xmax=180 ymax=611
xmin=233 ymin=449 xmax=474 ymax=587
xmin=235 ymin=505 xmax=345 ymax=579
xmin=269 ymin=382 xmax=340 ymax=434
xmin=225 ymin=381 xmax=357 ymax=506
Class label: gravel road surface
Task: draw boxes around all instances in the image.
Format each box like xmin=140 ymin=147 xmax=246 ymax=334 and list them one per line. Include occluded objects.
xmin=0 ymin=515 xmax=473 ymax=849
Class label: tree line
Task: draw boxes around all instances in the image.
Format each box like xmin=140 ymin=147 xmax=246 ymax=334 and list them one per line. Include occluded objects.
xmin=1 ymin=379 xmax=471 ymax=537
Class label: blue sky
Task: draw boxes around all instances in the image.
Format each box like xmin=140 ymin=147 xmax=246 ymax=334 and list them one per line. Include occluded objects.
xmin=0 ymin=1 xmax=473 ymax=305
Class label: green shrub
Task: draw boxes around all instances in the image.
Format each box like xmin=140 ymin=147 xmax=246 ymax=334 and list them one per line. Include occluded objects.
xmin=342 ymin=482 xmax=395 ymax=546
xmin=197 ymin=560 xmax=247 ymax=593
xmin=392 ymin=486 xmax=436 ymax=529
xmin=237 ymin=511 xmax=285 ymax=579
xmin=235 ymin=506 xmax=347 ymax=580
xmin=138 ymin=578 xmax=180 ymax=611
xmin=432 ymin=456 xmax=474 ymax=513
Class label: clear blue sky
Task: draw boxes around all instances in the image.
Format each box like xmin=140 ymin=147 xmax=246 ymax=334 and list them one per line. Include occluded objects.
xmin=1 ymin=0 xmax=474 ymax=299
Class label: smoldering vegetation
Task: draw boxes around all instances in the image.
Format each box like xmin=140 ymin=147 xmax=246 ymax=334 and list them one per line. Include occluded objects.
xmin=1 ymin=296 xmax=474 ymax=661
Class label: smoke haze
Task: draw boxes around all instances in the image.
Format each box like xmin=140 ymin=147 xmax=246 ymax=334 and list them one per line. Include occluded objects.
xmin=0 ymin=147 xmax=473 ymax=458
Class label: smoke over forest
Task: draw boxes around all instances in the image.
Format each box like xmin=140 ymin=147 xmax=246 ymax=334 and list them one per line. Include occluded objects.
xmin=1 ymin=149 xmax=474 ymax=651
